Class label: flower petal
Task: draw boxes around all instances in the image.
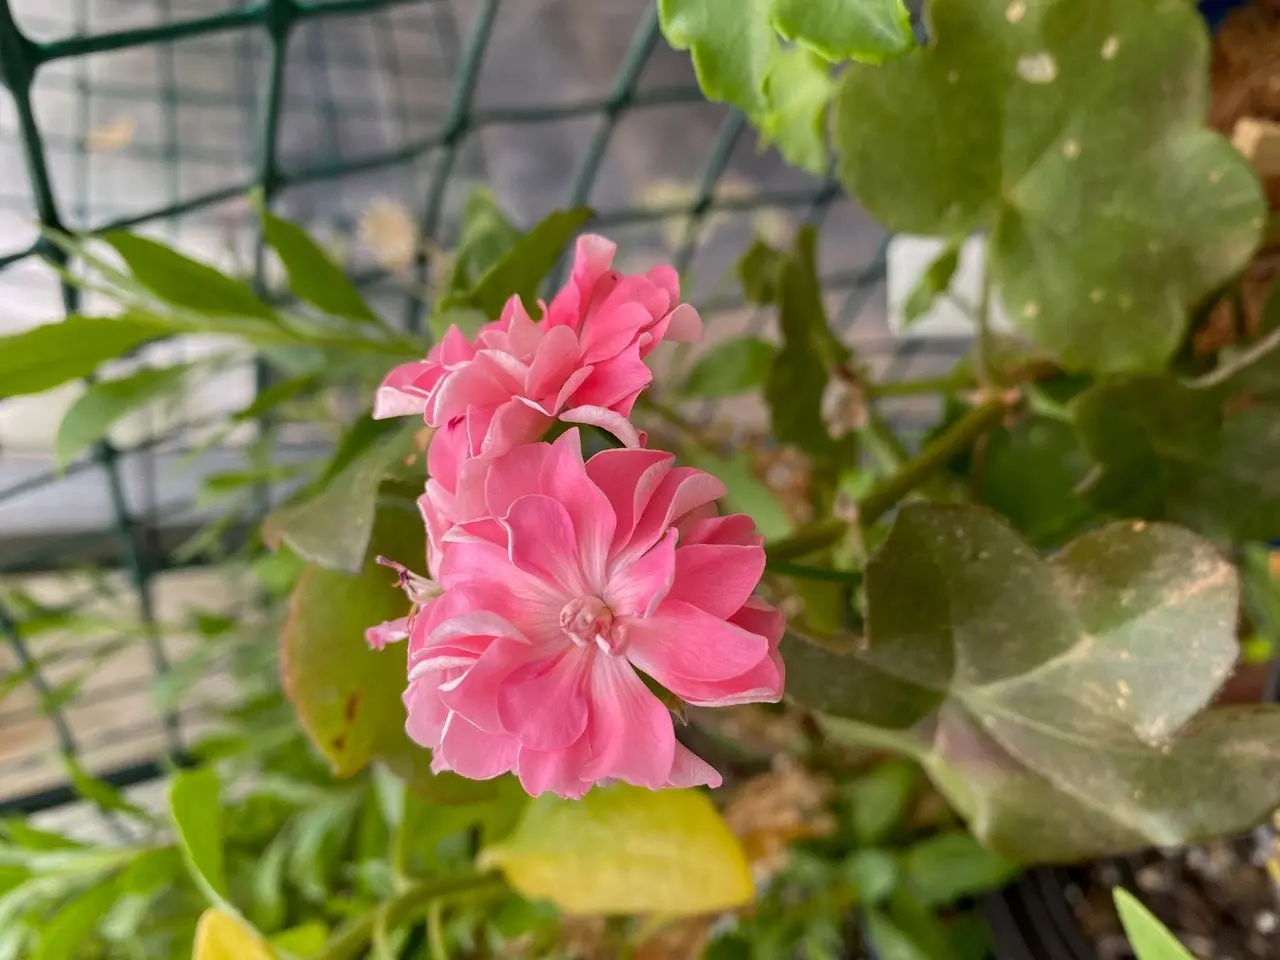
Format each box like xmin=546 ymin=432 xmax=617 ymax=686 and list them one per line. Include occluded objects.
xmin=567 ymin=344 xmax=653 ymax=411
xmin=542 ymin=430 xmax=616 ymax=591
xmin=622 ymin=599 xmax=768 ymax=684
xmin=516 ymin=740 xmax=593 ymax=799
xmin=585 ymin=447 xmax=673 ymax=552
xmin=365 ymin=617 xmax=410 ymax=650
xmin=437 ymin=712 xmax=520 ymax=780
xmin=484 ymin=441 xmax=555 ymax=520
xmin=373 ymin=360 xmax=434 ymax=419
xmin=665 ymin=742 xmax=722 ymax=789
xmin=497 ymin=645 xmax=592 ymax=751
xmin=679 ymin=514 xmax=762 ymax=547
xmin=665 ymin=543 xmax=766 ymax=619
xmin=604 ymin=529 xmax=676 ymax=619
xmin=613 ymin=467 xmax=726 ymax=568
xmin=654 ymin=597 xmax=786 ymax=707
xmin=526 ymin=323 xmax=582 ymax=400
xmin=580 ymin=655 xmax=675 ymax=789
xmin=559 ymin=405 xmax=642 ymax=448
xmin=503 ymin=494 xmax=589 ymax=597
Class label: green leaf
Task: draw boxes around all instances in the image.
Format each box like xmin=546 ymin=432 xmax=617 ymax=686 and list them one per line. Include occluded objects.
xmin=169 ymin=767 xmax=229 ymax=907
xmin=659 ymin=0 xmax=775 ymax=116
xmin=658 ymin=0 xmax=836 ymax=174
xmin=832 ymin=0 xmax=1265 ymax=373
xmin=846 ymin=760 xmax=919 ymax=846
xmin=104 ymin=231 xmax=276 ymax=321
xmin=269 ymin=922 xmax=329 ymax=957
xmin=844 ymin=848 xmax=899 ymax=904
xmin=789 ymin=504 xmax=1280 ymax=863
xmin=685 ymin=449 xmax=793 ymax=539
xmin=1113 ymin=888 xmax=1196 ymax=960
xmin=281 ymin=501 xmax=494 ymax=804
xmin=1073 ymin=327 xmax=1280 ymax=541
xmin=260 ymin=209 xmax=381 ymax=326
xmin=33 ymin=881 xmax=121 ymax=960
xmin=427 ymin=307 xmax=488 ymax=345
xmin=976 ymin=414 xmax=1097 ymax=548
xmin=681 ymin=337 xmax=778 ymax=399
xmin=766 ymin=226 xmax=852 ymax=462
xmin=443 ymin=188 xmax=524 ymax=303
xmin=262 ymin=420 xmax=422 ymax=574
xmin=447 ymin=207 xmax=593 ymax=320
xmin=772 ymin=0 xmax=913 ymax=64
xmin=479 ymin=784 xmax=753 ymax=916
xmin=756 ymin=48 xmax=834 ymax=174
xmin=54 ymin=364 xmax=191 ymax=465
xmin=0 ymin=314 xmax=163 ymax=400
xmin=902 ymin=241 xmax=960 ymax=327
xmin=865 ymin=890 xmax=961 ymax=960
xmin=737 ymin=236 xmax=785 ymax=305
xmin=62 ymin=756 xmax=150 ymax=822
xmin=901 ymin=832 xmax=1018 ymax=907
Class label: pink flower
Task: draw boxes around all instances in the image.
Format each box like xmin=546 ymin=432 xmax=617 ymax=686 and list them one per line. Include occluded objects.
xmin=372 ymin=235 xmax=701 ymax=452
xmin=402 ymin=429 xmax=784 ymax=798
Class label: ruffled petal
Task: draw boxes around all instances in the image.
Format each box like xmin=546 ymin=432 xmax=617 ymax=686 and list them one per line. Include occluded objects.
xmin=436 ymin=712 xmax=520 ymax=779
xmin=541 ymin=430 xmax=616 ymax=591
xmin=665 ymin=742 xmax=722 ymax=789
xmin=622 ymin=599 xmax=768 ymax=684
xmin=664 ymin=542 xmax=766 ymax=619
xmin=559 ymin=405 xmax=643 ymax=448
xmin=503 ymin=494 xmax=589 ymax=597
xmin=516 ymin=740 xmax=593 ymax=799
xmin=580 ymin=654 xmax=675 ymax=789
xmin=603 ymin=529 xmax=676 ymax=619
xmin=497 ymin=645 xmax=593 ymax=751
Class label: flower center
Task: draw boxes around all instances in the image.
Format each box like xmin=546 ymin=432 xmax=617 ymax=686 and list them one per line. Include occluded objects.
xmin=559 ymin=597 xmax=620 ymax=654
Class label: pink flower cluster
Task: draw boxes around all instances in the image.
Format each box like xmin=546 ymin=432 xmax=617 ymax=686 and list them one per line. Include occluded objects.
xmin=368 ymin=235 xmax=785 ymax=799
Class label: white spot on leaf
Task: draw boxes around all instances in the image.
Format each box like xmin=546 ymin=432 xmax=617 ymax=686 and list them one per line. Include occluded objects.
xmin=1101 ymin=35 xmax=1121 ymax=60
xmin=1062 ymin=139 xmax=1080 ymax=159
xmin=1208 ymin=170 xmax=1222 ymax=183
xmin=1005 ymin=0 xmax=1027 ymax=23
xmin=1016 ymin=52 xmax=1058 ymax=84
xmin=948 ymin=69 xmax=960 ymax=84
xmin=1089 ymin=288 xmax=1105 ymax=303
xmin=1021 ymin=301 xmax=1040 ymax=319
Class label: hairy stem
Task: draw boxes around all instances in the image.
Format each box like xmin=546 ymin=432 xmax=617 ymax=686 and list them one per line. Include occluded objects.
xmin=316 ymin=873 xmax=505 ymax=960
xmin=765 ymin=393 xmax=1014 ymax=563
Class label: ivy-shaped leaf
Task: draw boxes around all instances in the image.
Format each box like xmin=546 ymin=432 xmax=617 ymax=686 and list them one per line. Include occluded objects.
xmin=658 ymin=0 xmax=913 ymax=172
xmin=1074 ymin=326 xmax=1280 ymax=542
xmin=772 ymin=0 xmax=913 ymax=64
xmin=479 ymin=785 xmax=753 ymax=916
xmin=832 ymin=0 xmax=1265 ymax=373
xmin=280 ymin=500 xmax=495 ymax=804
xmin=787 ymin=503 xmax=1280 ymax=863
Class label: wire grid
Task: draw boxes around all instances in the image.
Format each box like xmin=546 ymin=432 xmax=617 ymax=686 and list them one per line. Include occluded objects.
xmin=0 ymin=0 xmax=962 ymax=815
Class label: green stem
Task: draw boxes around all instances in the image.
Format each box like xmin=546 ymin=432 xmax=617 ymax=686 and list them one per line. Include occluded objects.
xmin=316 ymin=873 xmax=505 ymax=960
xmin=975 ymin=268 xmax=995 ymax=386
xmin=764 ymin=394 xmax=1013 ymax=563
xmin=867 ymin=374 xmax=969 ymax=398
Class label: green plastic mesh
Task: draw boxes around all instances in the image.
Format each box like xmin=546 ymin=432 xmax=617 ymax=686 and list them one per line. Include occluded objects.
xmin=0 ymin=0 xmax=957 ymax=813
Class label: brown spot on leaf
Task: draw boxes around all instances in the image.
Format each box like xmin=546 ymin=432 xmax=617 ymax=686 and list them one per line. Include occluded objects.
xmin=331 ymin=733 xmax=347 ymax=753
xmin=344 ymin=692 xmax=361 ymax=723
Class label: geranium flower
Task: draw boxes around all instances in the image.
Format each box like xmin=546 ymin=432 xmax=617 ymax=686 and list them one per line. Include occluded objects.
xmin=372 ymin=235 xmax=701 ymax=452
xmin=402 ymin=429 xmax=785 ymax=799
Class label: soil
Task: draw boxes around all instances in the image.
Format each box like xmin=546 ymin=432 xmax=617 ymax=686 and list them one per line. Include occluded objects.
xmin=1067 ymin=832 xmax=1280 ymax=959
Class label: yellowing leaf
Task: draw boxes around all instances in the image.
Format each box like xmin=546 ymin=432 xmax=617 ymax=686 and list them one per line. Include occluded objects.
xmin=479 ymin=785 xmax=754 ymax=916
xmin=193 ymin=909 xmax=274 ymax=960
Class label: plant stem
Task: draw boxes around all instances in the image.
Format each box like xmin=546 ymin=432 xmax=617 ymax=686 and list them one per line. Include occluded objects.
xmin=316 ymin=873 xmax=505 ymax=960
xmin=765 ymin=393 xmax=1013 ymax=563
xmin=867 ymin=374 xmax=969 ymax=398
xmin=975 ymin=267 xmax=995 ymax=386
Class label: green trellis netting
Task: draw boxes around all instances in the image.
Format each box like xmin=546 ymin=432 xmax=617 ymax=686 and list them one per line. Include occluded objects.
xmin=0 ymin=0 xmax=956 ymax=814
